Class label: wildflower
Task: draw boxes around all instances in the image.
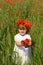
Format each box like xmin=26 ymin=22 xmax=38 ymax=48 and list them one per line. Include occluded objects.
xmin=24 ymin=21 xmax=32 ymax=28
xmin=13 ymin=10 xmax=18 ymax=14
xmin=37 ymin=1 xmax=40 ymax=5
xmin=21 ymin=39 xmax=30 ymax=45
xmin=24 ymin=39 xmax=30 ymax=45
xmin=0 ymin=23 xmax=3 ymax=27
xmin=0 ymin=4 xmax=3 ymax=8
xmin=5 ymin=0 xmax=9 ymax=3
xmin=33 ymin=11 xmax=37 ymax=14
xmin=5 ymin=10 xmax=9 ymax=12
xmin=41 ymin=50 xmax=43 ymax=53
xmin=5 ymin=0 xmax=13 ymax=4
xmin=15 ymin=19 xmax=25 ymax=26
xmin=15 ymin=19 xmax=32 ymax=28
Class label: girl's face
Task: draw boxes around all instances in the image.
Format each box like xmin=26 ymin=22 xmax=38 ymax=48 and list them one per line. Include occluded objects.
xmin=18 ymin=24 xmax=27 ymax=36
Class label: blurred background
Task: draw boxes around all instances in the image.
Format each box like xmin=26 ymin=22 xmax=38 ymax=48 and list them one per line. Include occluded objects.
xmin=0 ymin=0 xmax=43 ymax=65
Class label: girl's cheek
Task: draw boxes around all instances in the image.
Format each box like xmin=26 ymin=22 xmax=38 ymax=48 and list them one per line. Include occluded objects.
xmin=24 ymin=30 xmax=27 ymax=33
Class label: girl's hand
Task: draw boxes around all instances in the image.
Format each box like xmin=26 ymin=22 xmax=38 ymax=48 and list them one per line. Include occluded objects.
xmin=24 ymin=43 xmax=31 ymax=48
xmin=24 ymin=39 xmax=32 ymax=47
xmin=16 ymin=41 xmax=23 ymax=47
xmin=16 ymin=39 xmax=31 ymax=47
xmin=21 ymin=39 xmax=32 ymax=47
xmin=24 ymin=44 xmax=29 ymax=48
xmin=21 ymin=40 xmax=25 ymax=45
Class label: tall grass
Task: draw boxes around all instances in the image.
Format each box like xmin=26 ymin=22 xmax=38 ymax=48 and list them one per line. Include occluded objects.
xmin=0 ymin=0 xmax=43 ymax=65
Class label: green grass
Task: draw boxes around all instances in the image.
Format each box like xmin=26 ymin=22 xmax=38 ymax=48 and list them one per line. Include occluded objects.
xmin=0 ymin=0 xmax=43 ymax=65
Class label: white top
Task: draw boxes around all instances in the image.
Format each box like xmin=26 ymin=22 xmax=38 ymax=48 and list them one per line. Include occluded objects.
xmin=13 ymin=33 xmax=31 ymax=57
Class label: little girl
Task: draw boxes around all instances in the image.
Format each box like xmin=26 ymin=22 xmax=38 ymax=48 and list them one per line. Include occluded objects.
xmin=13 ymin=19 xmax=32 ymax=65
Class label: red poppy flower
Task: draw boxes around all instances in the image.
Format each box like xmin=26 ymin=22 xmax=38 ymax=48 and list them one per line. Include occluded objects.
xmin=21 ymin=39 xmax=30 ymax=46
xmin=0 ymin=4 xmax=3 ymax=8
xmin=24 ymin=21 xmax=32 ymax=28
xmin=21 ymin=40 xmax=25 ymax=45
xmin=24 ymin=39 xmax=30 ymax=45
xmin=0 ymin=23 xmax=3 ymax=27
xmin=5 ymin=0 xmax=13 ymax=4
xmin=15 ymin=19 xmax=32 ymax=28
xmin=15 ymin=19 xmax=25 ymax=26
xmin=5 ymin=0 xmax=9 ymax=3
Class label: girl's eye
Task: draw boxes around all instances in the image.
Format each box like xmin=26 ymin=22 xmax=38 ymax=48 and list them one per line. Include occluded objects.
xmin=19 ymin=28 xmax=25 ymax=30
xmin=19 ymin=27 xmax=26 ymax=30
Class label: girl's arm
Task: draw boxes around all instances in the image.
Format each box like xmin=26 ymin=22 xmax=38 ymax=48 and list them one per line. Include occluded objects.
xmin=16 ymin=41 xmax=24 ymax=47
xmin=28 ymin=40 xmax=32 ymax=46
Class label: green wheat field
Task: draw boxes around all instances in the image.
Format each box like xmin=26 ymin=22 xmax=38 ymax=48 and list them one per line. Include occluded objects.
xmin=0 ymin=0 xmax=43 ymax=65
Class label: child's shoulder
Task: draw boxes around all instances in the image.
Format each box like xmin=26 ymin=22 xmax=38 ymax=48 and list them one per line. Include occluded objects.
xmin=14 ymin=33 xmax=20 ymax=38
xmin=25 ymin=34 xmax=31 ymax=39
xmin=25 ymin=34 xmax=31 ymax=37
xmin=14 ymin=33 xmax=20 ymax=40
